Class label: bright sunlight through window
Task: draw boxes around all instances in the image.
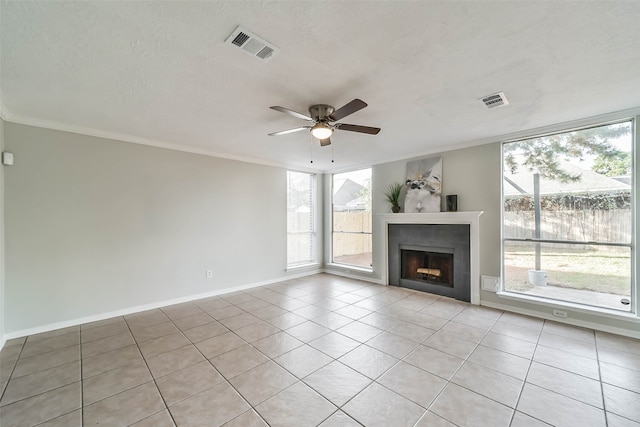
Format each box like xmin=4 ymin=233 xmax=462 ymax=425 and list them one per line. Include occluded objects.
xmin=502 ymin=120 xmax=634 ymax=312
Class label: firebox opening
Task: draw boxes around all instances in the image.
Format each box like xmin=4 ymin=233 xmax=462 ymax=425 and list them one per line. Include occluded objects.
xmin=401 ymin=249 xmax=454 ymax=287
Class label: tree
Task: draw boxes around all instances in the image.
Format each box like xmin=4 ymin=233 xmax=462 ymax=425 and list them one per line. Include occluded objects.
xmin=592 ymin=152 xmax=632 ymax=176
xmin=504 ymin=122 xmax=631 ymax=182
xmin=356 ymin=178 xmax=372 ymax=212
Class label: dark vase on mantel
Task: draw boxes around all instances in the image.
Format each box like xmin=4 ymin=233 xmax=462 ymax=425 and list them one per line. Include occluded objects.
xmin=446 ymin=195 xmax=458 ymax=212
xmin=392 ymin=205 xmax=401 ymax=213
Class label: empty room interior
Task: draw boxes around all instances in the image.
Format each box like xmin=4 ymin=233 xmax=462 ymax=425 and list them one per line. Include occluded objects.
xmin=1 ymin=1 xmax=640 ymax=426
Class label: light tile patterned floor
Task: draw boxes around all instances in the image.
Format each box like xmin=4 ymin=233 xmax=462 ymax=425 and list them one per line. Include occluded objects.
xmin=1 ymin=273 xmax=639 ymax=426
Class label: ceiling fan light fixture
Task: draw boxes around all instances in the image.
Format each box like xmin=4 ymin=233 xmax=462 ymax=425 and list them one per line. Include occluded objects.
xmin=310 ymin=122 xmax=333 ymax=140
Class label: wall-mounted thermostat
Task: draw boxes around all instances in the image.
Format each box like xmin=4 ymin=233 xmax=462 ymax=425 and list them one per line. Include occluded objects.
xmin=2 ymin=152 xmax=14 ymax=166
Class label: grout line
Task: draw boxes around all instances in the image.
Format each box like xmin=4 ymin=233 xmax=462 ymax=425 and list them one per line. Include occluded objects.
xmin=232 ymin=285 xmax=386 ymax=420
xmin=79 ymin=326 xmax=85 ymax=425
xmin=509 ymin=317 xmax=544 ymax=426
xmin=595 ymin=334 xmax=610 ymax=427
xmin=179 ymin=301 xmax=278 ymax=425
xmin=0 ymin=338 xmax=26 ymax=404
xmin=5 ymin=276 xmax=637 ymax=427
xmin=121 ymin=315 xmax=179 ymax=427
xmin=0 ymin=347 xmax=81 ymax=414
xmin=419 ymin=313 xmax=488 ymax=425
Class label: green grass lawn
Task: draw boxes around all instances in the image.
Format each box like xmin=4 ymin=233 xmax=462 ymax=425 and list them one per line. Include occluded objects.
xmin=504 ymin=245 xmax=631 ymax=296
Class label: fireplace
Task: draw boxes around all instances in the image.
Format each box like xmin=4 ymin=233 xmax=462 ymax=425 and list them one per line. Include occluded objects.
xmin=388 ymin=223 xmax=470 ymax=302
xmin=381 ymin=212 xmax=482 ymax=305
xmin=401 ymin=248 xmax=454 ymax=287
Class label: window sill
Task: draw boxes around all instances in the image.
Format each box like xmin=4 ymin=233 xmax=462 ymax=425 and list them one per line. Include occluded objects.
xmin=325 ymin=263 xmax=374 ymax=274
xmin=496 ymin=290 xmax=639 ymax=322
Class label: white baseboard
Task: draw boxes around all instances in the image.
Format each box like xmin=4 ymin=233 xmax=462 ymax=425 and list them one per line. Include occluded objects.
xmin=3 ymin=269 xmax=322 ymax=341
xmin=482 ymin=300 xmax=640 ymax=340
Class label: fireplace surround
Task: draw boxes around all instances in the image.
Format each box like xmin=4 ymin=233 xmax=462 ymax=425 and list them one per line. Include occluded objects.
xmin=389 ymin=223 xmax=470 ymax=301
xmin=380 ymin=212 xmax=483 ymax=304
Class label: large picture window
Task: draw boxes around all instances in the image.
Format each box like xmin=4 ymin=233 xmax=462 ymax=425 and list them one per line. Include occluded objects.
xmin=332 ymin=168 xmax=372 ymax=269
xmin=502 ymin=120 xmax=634 ymax=312
xmin=287 ymin=171 xmax=316 ymax=268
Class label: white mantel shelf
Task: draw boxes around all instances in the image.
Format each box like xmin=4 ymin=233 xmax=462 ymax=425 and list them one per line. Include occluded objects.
xmin=379 ymin=211 xmax=483 ymax=305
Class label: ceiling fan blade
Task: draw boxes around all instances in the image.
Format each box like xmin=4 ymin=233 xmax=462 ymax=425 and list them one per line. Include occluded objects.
xmin=268 ymin=127 xmax=310 ymax=136
xmin=270 ymin=106 xmax=313 ymax=121
xmin=336 ymin=123 xmax=381 ymax=135
xmin=329 ymin=99 xmax=367 ymax=121
xmin=319 ymin=137 xmax=331 ymax=146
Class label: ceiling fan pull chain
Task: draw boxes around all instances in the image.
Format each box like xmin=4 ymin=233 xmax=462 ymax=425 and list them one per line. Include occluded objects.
xmin=309 ymin=134 xmax=314 ymax=164
xmin=331 ymin=142 xmax=334 ymax=163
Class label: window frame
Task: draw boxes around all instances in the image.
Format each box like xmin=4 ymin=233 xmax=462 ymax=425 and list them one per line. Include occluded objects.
xmin=499 ymin=117 xmax=637 ymax=315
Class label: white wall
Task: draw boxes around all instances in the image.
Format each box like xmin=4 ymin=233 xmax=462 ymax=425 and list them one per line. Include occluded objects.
xmin=3 ymin=123 xmax=315 ymax=334
xmin=370 ymin=143 xmax=502 ymax=279
xmin=4 ymin=115 xmax=639 ymax=338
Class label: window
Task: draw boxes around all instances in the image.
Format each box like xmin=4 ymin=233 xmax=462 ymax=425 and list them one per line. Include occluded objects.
xmin=287 ymin=171 xmax=316 ymax=268
xmin=502 ymin=120 xmax=634 ymax=312
xmin=332 ymin=168 xmax=372 ymax=269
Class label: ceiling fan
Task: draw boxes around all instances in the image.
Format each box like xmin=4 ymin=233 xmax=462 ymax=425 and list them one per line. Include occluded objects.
xmin=268 ymin=99 xmax=381 ymax=146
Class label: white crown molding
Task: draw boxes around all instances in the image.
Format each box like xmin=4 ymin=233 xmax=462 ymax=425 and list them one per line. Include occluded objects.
xmin=5 ymin=104 xmax=639 ymax=175
xmin=5 ymin=112 xmax=325 ymax=174
xmin=341 ymin=105 xmax=640 ymax=175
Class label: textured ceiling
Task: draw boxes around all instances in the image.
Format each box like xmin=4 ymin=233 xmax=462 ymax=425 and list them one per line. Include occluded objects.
xmin=2 ymin=1 xmax=640 ymax=172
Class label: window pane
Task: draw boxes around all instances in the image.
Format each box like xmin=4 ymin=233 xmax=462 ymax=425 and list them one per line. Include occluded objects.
xmin=288 ymin=232 xmax=313 ymax=266
xmin=504 ymin=121 xmax=632 ymax=244
xmin=332 ymin=232 xmax=372 ymax=269
xmin=332 ymin=169 xmax=372 ymax=268
xmin=502 ymin=119 xmax=634 ymax=311
xmin=504 ymin=241 xmax=631 ymax=312
xmin=287 ymin=171 xmax=314 ymax=267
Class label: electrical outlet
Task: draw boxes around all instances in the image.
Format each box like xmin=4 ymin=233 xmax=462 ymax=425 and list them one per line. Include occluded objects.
xmin=552 ymin=309 xmax=567 ymax=318
xmin=206 ymin=270 xmax=213 ymax=279
xmin=481 ymin=275 xmax=499 ymax=292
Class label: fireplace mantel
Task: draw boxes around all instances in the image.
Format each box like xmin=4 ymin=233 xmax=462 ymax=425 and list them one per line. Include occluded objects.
xmin=379 ymin=211 xmax=483 ymax=304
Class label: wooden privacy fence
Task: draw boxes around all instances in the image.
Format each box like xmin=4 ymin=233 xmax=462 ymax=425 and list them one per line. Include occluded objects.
xmin=288 ymin=212 xmax=373 ymax=260
xmin=333 ymin=212 xmax=372 ymax=256
xmin=295 ymin=209 xmax=631 ymax=255
xmin=504 ymin=209 xmax=631 ymax=243
xmin=333 ymin=212 xmax=372 ymax=232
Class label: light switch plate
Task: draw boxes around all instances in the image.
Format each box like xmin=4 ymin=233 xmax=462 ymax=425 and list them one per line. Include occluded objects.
xmin=2 ymin=152 xmax=14 ymax=165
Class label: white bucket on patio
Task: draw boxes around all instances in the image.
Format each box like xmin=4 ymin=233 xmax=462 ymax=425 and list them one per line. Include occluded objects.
xmin=528 ymin=269 xmax=548 ymax=287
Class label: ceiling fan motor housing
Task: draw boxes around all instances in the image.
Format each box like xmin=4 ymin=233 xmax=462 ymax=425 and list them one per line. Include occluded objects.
xmin=309 ymin=104 xmax=334 ymax=121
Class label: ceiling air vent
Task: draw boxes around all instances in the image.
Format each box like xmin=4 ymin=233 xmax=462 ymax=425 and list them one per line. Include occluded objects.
xmin=481 ymin=92 xmax=509 ymax=109
xmin=225 ymin=26 xmax=280 ymax=61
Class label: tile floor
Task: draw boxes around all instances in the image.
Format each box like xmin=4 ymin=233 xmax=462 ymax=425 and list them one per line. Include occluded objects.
xmin=1 ymin=273 xmax=639 ymax=426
